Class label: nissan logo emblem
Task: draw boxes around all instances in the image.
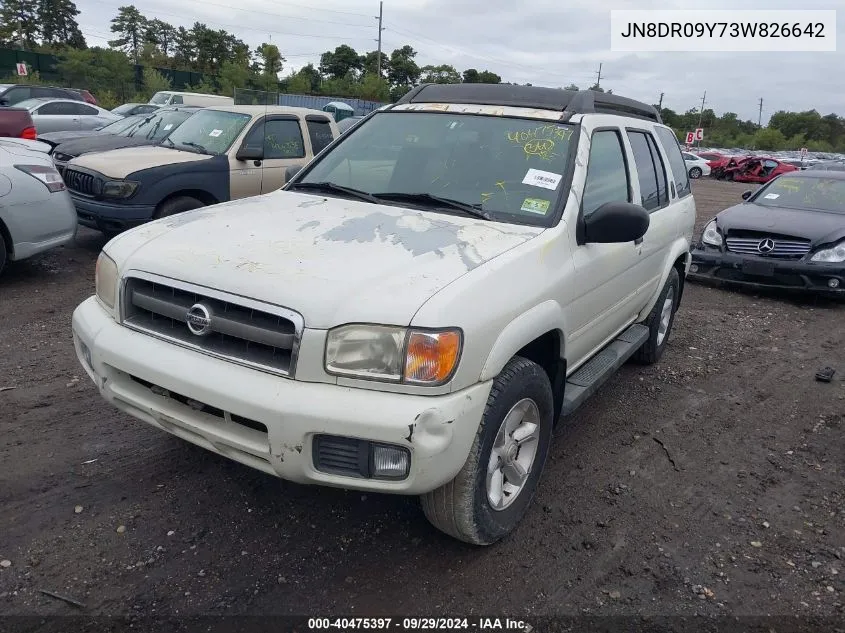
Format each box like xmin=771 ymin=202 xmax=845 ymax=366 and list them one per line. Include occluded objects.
xmin=186 ymin=303 xmax=212 ymax=336
xmin=757 ymin=238 xmax=775 ymax=254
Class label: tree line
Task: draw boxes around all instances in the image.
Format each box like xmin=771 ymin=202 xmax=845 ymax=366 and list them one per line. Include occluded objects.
xmin=1 ymin=1 xmax=844 ymax=151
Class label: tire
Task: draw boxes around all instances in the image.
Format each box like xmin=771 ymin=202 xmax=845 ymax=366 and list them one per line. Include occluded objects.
xmin=724 ymin=171 xmax=735 ymax=181
xmin=154 ymin=196 xmax=205 ymax=219
xmin=689 ymin=167 xmax=702 ymax=179
xmin=633 ymin=267 xmax=680 ymax=365
xmin=421 ymin=356 xmax=554 ymax=545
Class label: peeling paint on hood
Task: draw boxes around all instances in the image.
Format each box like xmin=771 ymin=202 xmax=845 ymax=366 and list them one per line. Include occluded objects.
xmin=109 ymin=190 xmax=543 ymax=329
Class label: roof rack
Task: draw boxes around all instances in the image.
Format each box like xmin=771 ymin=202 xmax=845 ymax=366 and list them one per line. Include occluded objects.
xmin=393 ymin=84 xmax=662 ymax=124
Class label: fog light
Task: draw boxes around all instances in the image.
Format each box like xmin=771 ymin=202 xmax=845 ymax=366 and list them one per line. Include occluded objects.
xmin=828 ymin=278 xmax=840 ymax=289
xmin=372 ymin=444 xmax=410 ymax=479
xmin=80 ymin=341 xmax=92 ymax=370
xmin=690 ymin=264 xmax=699 ymax=273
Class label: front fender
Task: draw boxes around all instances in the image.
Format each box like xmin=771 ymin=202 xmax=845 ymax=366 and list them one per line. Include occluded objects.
xmin=129 ymin=157 xmax=230 ymax=207
xmin=480 ymin=300 xmax=566 ymax=381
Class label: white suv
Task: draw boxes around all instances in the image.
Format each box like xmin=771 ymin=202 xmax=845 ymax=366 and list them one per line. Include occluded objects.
xmin=72 ymin=84 xmax=695 ymax=545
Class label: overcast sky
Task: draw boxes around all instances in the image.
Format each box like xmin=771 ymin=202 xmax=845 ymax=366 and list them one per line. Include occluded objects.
xmin=74 ymin=0 xmax=843 ymax=124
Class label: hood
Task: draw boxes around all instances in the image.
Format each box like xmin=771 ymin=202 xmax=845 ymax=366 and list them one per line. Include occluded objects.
xmin=109 ymin=191 xmax=543 ymax=329
xmin=53 ymin=135 xmax=157 ymax=159
xmin=716 ymin=202 xmax=845 ymax=244
xmin=0 ymin=137 xmax=51 ymax=155
xmin=38 ymin=129 xmax=107 ymax=146
xmin=69 ymin=145 xmax=211 ymax=178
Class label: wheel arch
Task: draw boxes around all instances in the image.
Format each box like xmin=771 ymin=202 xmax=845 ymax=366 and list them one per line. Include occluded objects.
xmin=155 ymin=190 xmax=219 ymax=212
xmin=0 ymin=217 xmax=13 ymax=260
xmin=638 ymin=243 xmax=690 ymax=320
xmin=480 ymin=301 xmax=567 ymax=421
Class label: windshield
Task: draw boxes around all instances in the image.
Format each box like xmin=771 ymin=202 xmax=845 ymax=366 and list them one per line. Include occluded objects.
xmin=297 ymin=111 xmax=575 ymax=226
xmin=753 ymin=176 xmax=845 ymax=214
xmin=100 ymin=115 xmax=145 ymax=133
xmin=149 ymin=92 xmax=171 ymax=105
xmin=163 ymin=109 xmax=251 ymax=155
xmin=111 ymin=103 xmax=136 ymax=115
xmin=127 ymin=109 xmax=194 ymax=141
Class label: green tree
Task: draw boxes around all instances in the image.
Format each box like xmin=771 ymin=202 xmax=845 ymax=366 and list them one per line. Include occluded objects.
xmin=38 ymin=0 xmax=86 ymax=49
xmin=362 ymin=50 xmax=388 ymax=79
xmin=462 ymin=68 xmax=479 ymax=83
xmin=753 ymin=127 xmax=787 ymax=151
xmin=387 ymin=45 xmax=420 ymax=88
xmin=172 ymin=26 xmax=196 ymax=69
xmin=419 ymin=64 xmax=460 ymax=84
xmin=319 ymin=44 xmax=362 ymax=80
xmin=218 ymin=60 xmax=251 ymax=97
xmin=109 ymin=5 xmax=147 ymax=63
xmin=0 ymin=0 xmax=39 ymax=48
xmin=141 ymin=67 xmax=171 ymax=99
xmin=146 ymin=19 xmax=177 ymax=58
xmin=563 ymin=83 xmax=579 ymax=91
xmin=357 ymin=73 xmax=390 ymax=101
xmin=56 ymin=46 xmax=134 ymax=98
xmin=257 ymin=42 xmax=284 ymax=78
xmin=287 ymin=64 xmax=321 ymax=93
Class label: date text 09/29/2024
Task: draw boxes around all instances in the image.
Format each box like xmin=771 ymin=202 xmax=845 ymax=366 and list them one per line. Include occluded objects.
xmin=307 ymin=618 xmax=534 ymax=632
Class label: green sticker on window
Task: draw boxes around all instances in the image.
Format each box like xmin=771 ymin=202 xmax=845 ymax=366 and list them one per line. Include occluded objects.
xmin=520 ymin=198 xmax=550 ymax=215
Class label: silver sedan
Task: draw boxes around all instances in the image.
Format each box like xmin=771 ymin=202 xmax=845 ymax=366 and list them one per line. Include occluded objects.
xmin=0 ymin=138 xmax=77 ymax=276
xmin=14 ymin=98 xmax=121 ymax=134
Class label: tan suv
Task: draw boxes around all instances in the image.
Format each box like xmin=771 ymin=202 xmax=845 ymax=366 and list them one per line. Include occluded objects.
xmin=63 ymin=105 xmax=340 ymax=236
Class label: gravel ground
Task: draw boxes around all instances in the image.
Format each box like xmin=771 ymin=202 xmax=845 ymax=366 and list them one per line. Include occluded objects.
xmin=1 ymin=179 xmax=843 ymax=623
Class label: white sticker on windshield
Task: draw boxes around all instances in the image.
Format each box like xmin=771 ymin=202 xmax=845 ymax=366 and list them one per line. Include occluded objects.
xmin=164 ymin=124 xmax=173 ymax=131
xmin=522 ymin=168 xmax=562 ymax=190
xmin=209 ymin=129 xmax=223 ymax=137
xmin=764 ymin=193 xmax=779 ymax=199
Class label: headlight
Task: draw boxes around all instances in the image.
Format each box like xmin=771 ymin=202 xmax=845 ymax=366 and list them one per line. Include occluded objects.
xmin=101 ymin=180 xmax=139 ymax=198
xmin=95 ymin=252 xmax=118 ymax=311
xmin=810 ymin=240 xmax=845 ymax=263
xmin=701 ymin=220 xmax=722 ymax=247
xmin=325 ymin=325 xmax=462 ymax=386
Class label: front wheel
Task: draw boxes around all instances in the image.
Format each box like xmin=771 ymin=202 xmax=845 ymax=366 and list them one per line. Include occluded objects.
xmin=154 ymin=196 xmax=205 ymax=219
xmin=421 ymin=356 xmax=554 ymax=545
xmin=689 ymin=167 xmax=702 ymax=179
xmin=633 ymin=267 xmax=680 ymax=365
xmin=0 ymin=234 xmax=7 ymax=277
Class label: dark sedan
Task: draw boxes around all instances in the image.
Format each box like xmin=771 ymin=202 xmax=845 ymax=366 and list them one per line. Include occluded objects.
xmin=50 ymin=106 xmax=200 ymax=174
xmin=689 ymin=170 xmax=845 ymax=297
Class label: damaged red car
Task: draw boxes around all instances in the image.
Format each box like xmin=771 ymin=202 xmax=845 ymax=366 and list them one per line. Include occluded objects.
xmin=718 ymin=156 xmax=798 ymax=183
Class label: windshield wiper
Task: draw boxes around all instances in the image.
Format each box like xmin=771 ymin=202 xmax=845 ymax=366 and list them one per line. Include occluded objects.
xmin=287 ymin=181 xmax=381 ymax=204
xmin=373 ymin=192 xmax=491 ymax=220
xmin=179 ymin=141 xmax=211 ymax=155
xmin=161 ymin=136 xmax=175 ymax=148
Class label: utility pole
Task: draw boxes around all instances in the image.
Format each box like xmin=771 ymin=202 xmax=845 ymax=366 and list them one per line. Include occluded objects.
xmin=658 ymin=92 xmax=664 ymax=110
xmin=696 ymin=90 xmax=706 ymax=147
xmin=758 ymin=98 xmax=763 ymax=127
xmin=374 ymin=1 xmax=385 ymax=80
xmin=594 ymin=63 xmax=602 ymax=89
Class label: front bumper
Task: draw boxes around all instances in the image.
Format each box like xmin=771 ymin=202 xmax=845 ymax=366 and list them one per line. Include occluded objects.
xmin=71 ymin=194 xmax=156 ymax=233
xmin=689 ymin=247 xmax=845 ymax=296
xmin=71 ymin=297 xmax=490 ymax=495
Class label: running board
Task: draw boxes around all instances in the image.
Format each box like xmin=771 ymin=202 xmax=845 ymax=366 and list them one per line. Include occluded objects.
xmin=560 ymin=324 xmax=650 ymax=418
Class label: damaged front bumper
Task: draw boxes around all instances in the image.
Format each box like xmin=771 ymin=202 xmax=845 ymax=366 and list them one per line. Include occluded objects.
xmin=71 ymin=296 xmax=491 ymax=494
xmin=688 ymin=247 xmax=845 ymax=296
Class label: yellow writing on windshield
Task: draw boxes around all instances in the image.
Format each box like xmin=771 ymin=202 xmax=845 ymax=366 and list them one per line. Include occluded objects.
xmin=777 ymin=178 xmax=801 ymax=192
xmin=506 ymin=125 xmax=571 ymax=161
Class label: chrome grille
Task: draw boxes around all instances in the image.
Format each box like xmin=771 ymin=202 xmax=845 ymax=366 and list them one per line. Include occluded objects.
xmin=120 ymin=273 xmax=302 ymax=377
xmin=64 ymin=168 xmax=100 ymax=196
xmin=725 ymin=237 xmax=811 ymax=258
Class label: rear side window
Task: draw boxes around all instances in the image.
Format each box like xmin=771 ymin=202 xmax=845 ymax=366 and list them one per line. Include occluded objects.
xmin=242 ymin=118 xmax=306 ymax=159
xmin=626 ymin=130 xmax=669 ymax=212
xmin=582 ymin=129 xmax=630 ymax=217
xmin=306 ymin=118 xmax=334 ymax=154
xmin=654 ymin=126 xmax=691 ymax=198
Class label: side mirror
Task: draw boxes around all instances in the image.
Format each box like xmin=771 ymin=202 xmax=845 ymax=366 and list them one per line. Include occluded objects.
xmin=583 ymin=201 xmax=650 ymax=244
xmin=0 ymin=98 xmax=9 ymax=107
xmin=741 ymin=190 xmax=753 ymax=200
xmin=236 ymin=145 xmax=263 ymax=161
xmin=284 ymin=164 xmax=302 ymax=182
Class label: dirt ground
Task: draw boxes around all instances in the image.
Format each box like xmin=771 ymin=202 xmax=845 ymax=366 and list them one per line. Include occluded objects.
xmin=1 ymin=179 xmax=843 ymax=623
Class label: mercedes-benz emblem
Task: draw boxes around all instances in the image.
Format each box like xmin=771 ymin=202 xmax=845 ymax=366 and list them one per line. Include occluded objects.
xmin=186 ymin=303 xmax=212 ymax=336
xmin=757 ymin=238 xmax=775 ymax=254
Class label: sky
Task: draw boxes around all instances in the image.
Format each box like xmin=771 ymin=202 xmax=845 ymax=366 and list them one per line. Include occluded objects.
xmin=73 ymin=0 xmax=844 ymax=125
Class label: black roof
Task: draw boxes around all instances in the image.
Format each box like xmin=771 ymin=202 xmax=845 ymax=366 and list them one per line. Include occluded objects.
xmin=394 ymin=84 xmax=661 ymax=123
xmin=784 ymin=168 xmax=845 ymax=179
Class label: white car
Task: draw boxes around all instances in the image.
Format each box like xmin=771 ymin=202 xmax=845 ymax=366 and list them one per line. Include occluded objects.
xmin=72 ymin=84 xmax=695 ymax=545
xmin=0 ymin=138 xmax=76 ymax=276
xmin=682 ymin=151 xmax=711 ymax=179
